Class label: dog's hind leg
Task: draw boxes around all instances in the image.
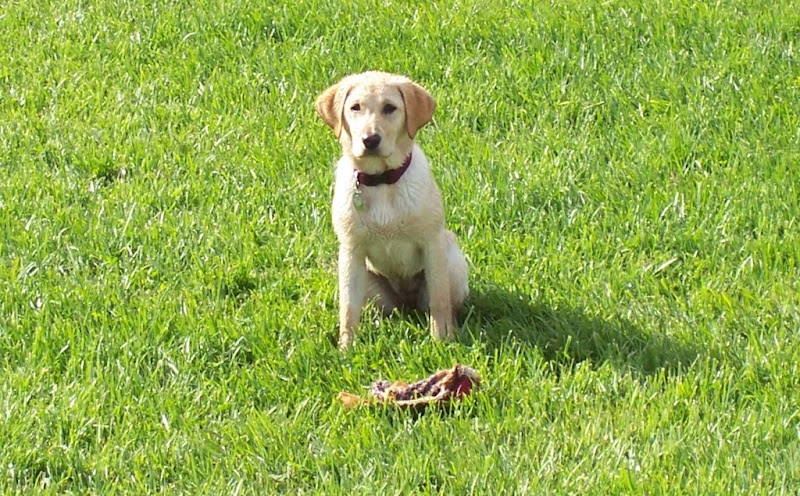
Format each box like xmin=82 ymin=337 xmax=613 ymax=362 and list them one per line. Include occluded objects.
xmin=446 ymin=231 xmax=469 ymax=316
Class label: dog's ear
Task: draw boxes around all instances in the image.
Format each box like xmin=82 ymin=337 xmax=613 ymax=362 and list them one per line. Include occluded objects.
xmin=399 ymin=81 xmax=436 ymax=139
xmin=315 ymin=81 xmax=351 ymax=139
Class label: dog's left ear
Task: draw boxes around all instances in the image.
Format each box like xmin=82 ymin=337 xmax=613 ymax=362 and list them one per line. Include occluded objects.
xmin=399 ymin=81 xmax=436 ymax=139
xmin=315 ymin=81 xmax=350 ymax=139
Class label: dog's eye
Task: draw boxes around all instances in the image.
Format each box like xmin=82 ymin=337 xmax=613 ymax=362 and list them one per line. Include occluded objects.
xmin=383 ymin=104 xmax=397 ymax=114
xmin=350 ymin=103 xmax=361 ymax=112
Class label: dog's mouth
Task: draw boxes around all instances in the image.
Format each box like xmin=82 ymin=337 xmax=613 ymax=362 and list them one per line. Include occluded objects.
xmin=351 ymin=156 xmax=393 ymax=175
xmin=353 ymin=150 xmax=392 ymax=162
xmin=354 ymin=146 xmax=390 ymax=157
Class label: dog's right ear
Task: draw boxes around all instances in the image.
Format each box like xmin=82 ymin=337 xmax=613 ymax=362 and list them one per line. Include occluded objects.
xmin=315 ymin=81 xmax=350 ymax=139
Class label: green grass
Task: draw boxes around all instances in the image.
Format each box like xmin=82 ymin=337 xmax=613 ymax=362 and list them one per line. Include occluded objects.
xmin=1 ymin=0 xmax=799 ymax=493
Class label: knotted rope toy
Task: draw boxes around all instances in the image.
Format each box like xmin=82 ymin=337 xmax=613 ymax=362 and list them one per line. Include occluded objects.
xmin=338 ymin=364 xmax=481 ymax=409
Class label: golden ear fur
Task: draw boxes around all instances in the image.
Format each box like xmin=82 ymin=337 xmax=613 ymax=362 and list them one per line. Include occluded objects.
xmin=398 ymin=81 xmax=436 ymax=139
xmin=315 ymin=81 xmax=350 ymax=138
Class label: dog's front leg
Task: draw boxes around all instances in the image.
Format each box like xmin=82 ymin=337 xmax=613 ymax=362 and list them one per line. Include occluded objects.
xmin=425 ymin=231 xmax=455 ymax=340
xmin=338 ymin=245 xmax=367 ymax=349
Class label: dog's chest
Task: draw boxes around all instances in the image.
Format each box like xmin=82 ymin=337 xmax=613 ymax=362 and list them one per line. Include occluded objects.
xmin=359 ymin=191 xmax=414 ymax=231
xmin=357 ymin=194 xmax=425 ymax=276
xmin=365 ymin=235 xmax=423 ymax=278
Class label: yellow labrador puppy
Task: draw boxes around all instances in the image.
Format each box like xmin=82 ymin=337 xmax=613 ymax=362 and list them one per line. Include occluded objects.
xmin=315 ymin=71 xmax=469 ymax=349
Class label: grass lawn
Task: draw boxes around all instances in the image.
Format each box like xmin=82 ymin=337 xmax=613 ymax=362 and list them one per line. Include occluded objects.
xmin=1 ymin=0 xmax=799 ymax=493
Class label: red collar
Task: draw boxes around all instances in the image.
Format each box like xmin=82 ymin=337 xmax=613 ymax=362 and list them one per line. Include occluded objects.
xmin=355 ymin=153 xmax=412 ymax=187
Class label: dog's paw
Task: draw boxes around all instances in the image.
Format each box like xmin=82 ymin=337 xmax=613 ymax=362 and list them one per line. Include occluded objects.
xmin=431 ymin=319 xmax=456 ymax=341
xmin=338 ymin=331 xmax=354 ymax=351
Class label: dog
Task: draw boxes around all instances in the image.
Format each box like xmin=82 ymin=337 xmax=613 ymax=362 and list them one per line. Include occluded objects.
xmin=315 ymin=71 xmax=469 ymax=349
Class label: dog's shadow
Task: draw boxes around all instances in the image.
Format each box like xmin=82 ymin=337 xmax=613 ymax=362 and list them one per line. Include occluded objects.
xmin=459 ymin=284 xmax=699 ymax=376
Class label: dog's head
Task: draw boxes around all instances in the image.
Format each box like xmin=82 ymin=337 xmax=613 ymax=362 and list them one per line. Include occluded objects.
xmin=315 ymin=71 xmax=435 ymax=169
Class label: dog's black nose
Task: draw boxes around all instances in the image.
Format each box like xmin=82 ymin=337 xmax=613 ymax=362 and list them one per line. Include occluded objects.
xmin=362 ymin=134 xmax=382 ymax=151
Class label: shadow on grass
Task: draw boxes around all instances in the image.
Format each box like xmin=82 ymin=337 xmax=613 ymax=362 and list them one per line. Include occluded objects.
xmin=460 ymin=284 xmax=699 ymax=376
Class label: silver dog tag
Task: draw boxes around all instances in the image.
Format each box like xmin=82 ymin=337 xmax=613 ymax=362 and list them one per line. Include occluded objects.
xmin=352 ymin=173 xmax=365 ymax=211
xmin=352 ymin=190 xmax=365 ymax=211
